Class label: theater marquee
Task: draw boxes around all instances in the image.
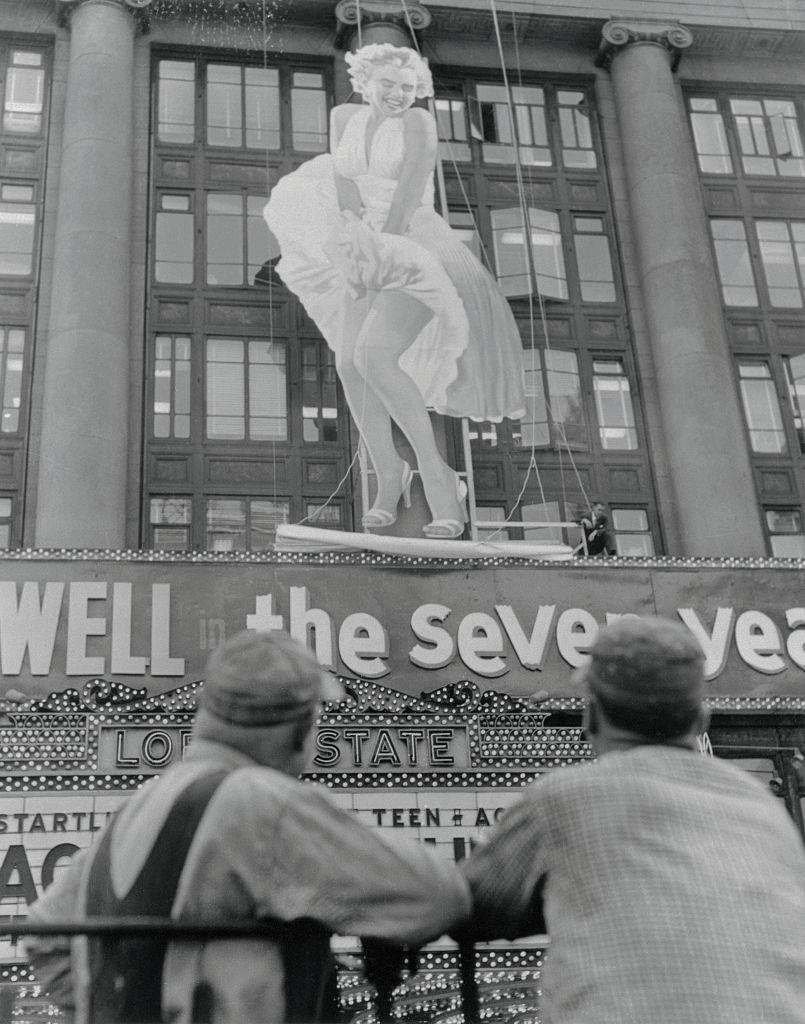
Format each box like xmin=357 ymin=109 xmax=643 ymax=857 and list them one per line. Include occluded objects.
xmin=1 ymin=551 xmax=804 ymax=966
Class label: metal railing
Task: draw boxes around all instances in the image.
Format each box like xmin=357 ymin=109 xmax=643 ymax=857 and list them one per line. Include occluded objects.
xmin=0 ymin=920 xmax=546 ymax=1024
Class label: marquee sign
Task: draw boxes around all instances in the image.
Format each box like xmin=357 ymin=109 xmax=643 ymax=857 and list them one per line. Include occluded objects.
xmin=0 ymin=553 xmax=804 ymax=699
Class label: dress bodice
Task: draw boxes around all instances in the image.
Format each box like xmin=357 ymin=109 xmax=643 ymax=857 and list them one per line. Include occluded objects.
xmin=333 ymin=106 xmax=434 ymax=229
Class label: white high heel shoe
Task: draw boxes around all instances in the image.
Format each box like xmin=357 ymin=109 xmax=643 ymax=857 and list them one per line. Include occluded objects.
xmin=362 ymin=461 xmax=414 ymax=529
xmin=422 ymin=475 xmax=468 ymax=539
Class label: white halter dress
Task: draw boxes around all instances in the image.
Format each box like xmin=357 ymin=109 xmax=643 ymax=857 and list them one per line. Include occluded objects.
xmin=264 ymin=105 xmax=526 ymax=422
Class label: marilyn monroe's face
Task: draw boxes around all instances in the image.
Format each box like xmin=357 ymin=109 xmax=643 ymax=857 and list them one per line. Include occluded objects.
xmin=363 ymin=64 xmax=418 ymax=117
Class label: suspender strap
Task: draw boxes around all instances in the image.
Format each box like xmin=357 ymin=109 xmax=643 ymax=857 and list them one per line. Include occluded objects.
xmin=85 ymin=769 xmax=228 ymax=1023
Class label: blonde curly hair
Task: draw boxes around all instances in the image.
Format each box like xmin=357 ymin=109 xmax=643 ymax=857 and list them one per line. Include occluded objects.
xmin=345 ymin=43 xmax=434 ymax=100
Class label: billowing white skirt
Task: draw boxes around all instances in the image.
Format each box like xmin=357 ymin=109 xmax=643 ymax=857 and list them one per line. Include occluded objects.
xmin=264 ymin=155 xmax=526 ymax=422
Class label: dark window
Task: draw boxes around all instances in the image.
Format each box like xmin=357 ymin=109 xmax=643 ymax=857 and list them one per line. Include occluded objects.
xmin=146 ymin=51 xmax=349 ymax=550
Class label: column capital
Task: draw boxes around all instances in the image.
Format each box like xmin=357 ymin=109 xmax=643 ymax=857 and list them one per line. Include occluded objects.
xmin=55 ymin=0 xmax=152 ymax=31
xmin=596 ymin=18 xmax=693 ymax=72
xmin=335 ymin=0 xmax=431 ymax=50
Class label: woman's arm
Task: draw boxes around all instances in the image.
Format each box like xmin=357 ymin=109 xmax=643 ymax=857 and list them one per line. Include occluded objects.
xmin=330 ymin=103 xmax=364 ymax=217
xmin=383 ymin=107 xmax=438 ymax=236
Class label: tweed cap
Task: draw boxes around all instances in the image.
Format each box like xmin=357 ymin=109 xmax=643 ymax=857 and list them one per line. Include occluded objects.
xmin=575 ymin=616 xmax=705 ymax=716
xmin=201 ymin=629 xmax=345 ymax=726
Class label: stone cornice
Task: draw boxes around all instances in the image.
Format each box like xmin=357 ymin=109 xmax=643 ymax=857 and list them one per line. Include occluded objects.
xmin=596 ymin=18 xmax=694 ymax=72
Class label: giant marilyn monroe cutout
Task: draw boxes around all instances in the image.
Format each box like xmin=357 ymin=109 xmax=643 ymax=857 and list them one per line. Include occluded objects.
xmin=265 ymin=44 xmax=526 ymax=539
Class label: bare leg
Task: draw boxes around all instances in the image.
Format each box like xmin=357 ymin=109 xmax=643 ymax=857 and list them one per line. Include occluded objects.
xmin=354 ymin=290 xmax=466 ymax=526
xmin=335 ymin=293 xmax=409 ymax=517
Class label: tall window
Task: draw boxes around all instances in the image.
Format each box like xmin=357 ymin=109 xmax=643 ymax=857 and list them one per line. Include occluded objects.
xmin=691 ymin=88 xmax=805 ymax=554
xmin=146 ymin=53 xmax=349 ymax=550
xmin=437 ymin=74 xmax=657 ymax=549
xmin=689 ymin=94 xmax=805 ymax=178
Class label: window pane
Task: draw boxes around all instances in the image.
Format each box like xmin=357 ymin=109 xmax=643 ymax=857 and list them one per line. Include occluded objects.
xmin=757 ymin=220 xmax=803 ymax=307
xmin=738 ymin=362 xmax=786 ymax=453
xmin=207 ymin=64 xmax=243 ymax=147
xmin=153 ymin=335 xmax=191 ymax=439
xmin=785 ymin=354 xmax=805 ymax=452
xmin=245 ymin=67 xmax=280 ymax=149
xmin=593 ymin=359 xmax=637 ymax=450
xmin=612 ymin=508 xmax=654 ymax=556
xmin=151 ymin=496 xmax=192 ymax=525
xmin=302 ymin=341 xmax=339 ymax=442
xmin=151 ymin=496 xmax=192 ymax=551
xmin=522 ymin=500 xmax=562 ymax=542
xmin=157 ymin=60 xmax=195 ymax=144
xmin=711 ymin=220 xmax=757 ymax=305
xmin=448 ymin=210 xmax=483 ymax=259
xmin=251 ymin=499 xmax=290 ymax=548
xmin=573 ymin=217 xmax=615 ymax=302
xmin=475 ymin=505 xmax=509 ymax=540
xmin=207 ymin=193 xmax=244 ymax=286
xmin=689 ymin=98 xmax=732 ymax=174
xmin=249 ymin=340 xmax=287 ymax=440
xmin=515 ymin=349 xmax=548 ymax=447
xmin=435 ymin=94 xmax=471 ymax=162
xmin=0 ymin=202 xmax=34 ymax=275
xmin=767 ymin=509 xmax=805 ymax=556
xmin=206 ymin=498 xmax=246 ymax=551
xmin=546 ymin=349 xmax=586 ymax=449
xmin=558 ymin=90 xmax=596 ymax=169
xmin=4 ymin=53 xmax=44 ymax=134
xmin=247 ymin=195 xmax=271 ymax=283
xmin=206 ymin=338 xmax=245 ymax=439
xmin=731 ymin=97 xmax=805 ymax=177
xmin=491 ymin=207 xmax=567 ymax=300
xmin=305 ymin=502 xmax=343 ymax=529
xmin=477 ymin=84 xmax=550 ymax=167
xmin=291 ymin=71 xmax=327 ymax=152
xmin=156 ymin=205 xmax=193 ymax=283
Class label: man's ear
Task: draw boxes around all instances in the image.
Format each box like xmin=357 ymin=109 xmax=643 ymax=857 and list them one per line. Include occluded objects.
xmin=582 ymin=697 xmax=599 ymax=738
xmin=695 ymin=702 xmax=711 ymax=736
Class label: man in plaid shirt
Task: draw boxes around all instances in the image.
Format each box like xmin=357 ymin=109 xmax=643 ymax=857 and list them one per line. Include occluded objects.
xmin=460 ymin=616 xmax=805 ymax=1024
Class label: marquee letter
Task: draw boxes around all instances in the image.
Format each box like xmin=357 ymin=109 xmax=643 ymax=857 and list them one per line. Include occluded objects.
xmin=677 ymin=607 xmax=734 ymax=681
xmin=0 ymin=845 xmax=37 ymax=903
xmin=786 ymin=608 xmax=805 ymax=671
xmin=290 ymin=586 xmax=334 ymax=669
xmin=0 ymin=581 xmax=63 ymax=675
xmin=410 ymin=604 xmax=454 ymax=668
xmin=66 ymin=582 xmax=107 ymax=675
xmin=496 ymin=604 xmax=555 ymax=670
xmin=339 ymin=613 xmax=389 ymax=678
xmin=556 ymin=609 xmax=598 ymax=667
xmin=735 ymin=611 xmax=785 ymax=674
xmin=457 ymin=613 xmax=507 ymax=677
xmin=111 ymin=582 xmax=147 ymax=674
xmin=150 ymin=584 xmax=185 ymax=676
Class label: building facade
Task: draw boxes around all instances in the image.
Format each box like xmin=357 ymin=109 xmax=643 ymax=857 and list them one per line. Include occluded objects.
xmin=0 ymin=0 xmax=804 ymax=1018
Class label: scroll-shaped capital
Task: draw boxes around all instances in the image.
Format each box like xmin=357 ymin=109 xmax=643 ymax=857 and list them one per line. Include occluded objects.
xmin=597 ymin=18 xmax=693 ymax=72
xmin=335 ymin=0 xmax=431 ymax=33
xmin=55 ymin=0 xmax=153 ymax=29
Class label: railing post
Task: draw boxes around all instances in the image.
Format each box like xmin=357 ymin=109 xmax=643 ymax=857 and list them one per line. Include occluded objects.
xmin=458 ymin=940 xmax=480 ymax=1024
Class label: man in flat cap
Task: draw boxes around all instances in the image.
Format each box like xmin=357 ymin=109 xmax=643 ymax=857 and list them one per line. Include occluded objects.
xmin=27 ymin=630 xmax=470 ymax=1024
xmin=458 ymin=616 xmax=805 ymax=1024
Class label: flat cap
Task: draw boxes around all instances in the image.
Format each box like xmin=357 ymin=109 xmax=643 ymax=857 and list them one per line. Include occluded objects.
xmin=575 ymin=616 xmax=705 ymax=716
xmin=200 ymin=629 xmax=345 ymax=727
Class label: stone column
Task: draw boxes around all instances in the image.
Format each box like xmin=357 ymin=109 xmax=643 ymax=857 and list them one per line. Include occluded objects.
xmin=598 ymin=19 xmax=765 ymax=557
xmin=35 ymin=0 xmax=143 ymax=548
